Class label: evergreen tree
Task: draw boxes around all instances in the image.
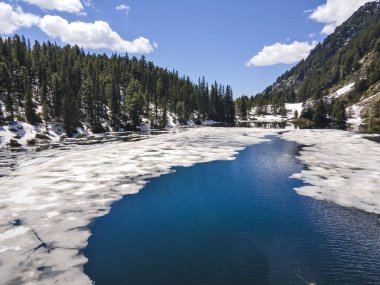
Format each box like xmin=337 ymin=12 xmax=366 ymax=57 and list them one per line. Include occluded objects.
xmin=0 ymin=62 xmax=13 ymax=121
xmin=24 ymin=73 xmax=39 ymax=124
xmin=0 ymin=34 xmax=237 ymax=132
xmin=240 ymin=96 xmax=247 ymax=120
xmin=313 ymin=98 xmax=327 ymax=126
xmin=331 ymin=100 xmax=347 ymax=128
xmin=125 ymin=80 xmax=144 ymax=129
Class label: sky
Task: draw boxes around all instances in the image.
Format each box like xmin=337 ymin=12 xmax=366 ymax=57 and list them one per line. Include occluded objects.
xmin=0 ymin=0 xmax=375 ymax=97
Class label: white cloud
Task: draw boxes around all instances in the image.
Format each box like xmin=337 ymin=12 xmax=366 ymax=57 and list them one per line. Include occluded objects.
xmin=309 ymin=0 xmax=373 ymax=34
xmin=116 ymin=4 xmax=130 ymax=15
xmin=82 ymin=0 xmax=93 ymax=7
xmin=22 ymin=0 xmax=84 ymax=14
xmin=39 ymin=15 xmax=155 ymax=53
xmin=0 ymin=2 xmax=40 ymax=34
xmin=246 ymin=41 xmax=317 ymax=67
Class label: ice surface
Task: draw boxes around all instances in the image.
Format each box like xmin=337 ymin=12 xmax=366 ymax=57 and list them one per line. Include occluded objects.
xmin=0 ymin=127 xmax=379 ymax=284
xmin=0 ymin=128 xmax=270 ymax=284
xmin=282 ymin=129 xmax=380 ymax=214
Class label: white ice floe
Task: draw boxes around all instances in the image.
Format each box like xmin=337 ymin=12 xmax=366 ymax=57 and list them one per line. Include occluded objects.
xmin=0 ymin=127 xmax=379 ymax=285
xmin=281 ymin=129 xmax=380 ymax=214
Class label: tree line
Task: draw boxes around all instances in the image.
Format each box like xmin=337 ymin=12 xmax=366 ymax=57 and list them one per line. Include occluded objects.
xmin=0 ymin=35 xmax=235 ymax=136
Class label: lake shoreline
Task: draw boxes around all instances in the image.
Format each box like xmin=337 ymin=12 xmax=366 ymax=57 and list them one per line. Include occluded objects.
xmin=0 ymin=128 xmax=379 ymax=284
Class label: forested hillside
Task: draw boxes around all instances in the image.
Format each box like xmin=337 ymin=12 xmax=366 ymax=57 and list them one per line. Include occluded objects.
xmin=247 ymin=1 xmax=380 ymax=113
xmin=0 ymin=36 xmax=235 ymax=136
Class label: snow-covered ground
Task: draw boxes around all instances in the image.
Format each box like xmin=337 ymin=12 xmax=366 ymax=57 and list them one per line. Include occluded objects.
xmin=325 ymin=82 xmax=355 ymax=101
xmin=0 ymin=114 xmax=197 ymax=148
xmin=285 ymin=103 xmax=304 ymax=118
xmin=0 ymin=121 xmax=92 ymax=148
xmin=0 ymin=128 xmax=379 ymax=284
xmin=247 ymin=103 xmax=304 ymax=122
xmin=346 ymin=92 xmax=380 ymax=124
xmin=0 ymin=121 xmax=41 ymax=147
xmin=244 ymin=83 xmax=356 ymax=123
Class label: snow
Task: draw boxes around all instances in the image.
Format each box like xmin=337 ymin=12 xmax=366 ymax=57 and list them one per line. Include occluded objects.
xmin=346 ymin=104 xmax=363 ymax=124
xmin=285 ymin=103 xmax=303 ymax=119
xmin=254 ymin=115 xmax=284 ymax=122
xmin=0 ymin=226 xmax=30 ymax=243
xmin=247 ymin=103 xmax=303 ymax=122
xmin=0 ymin=226 xmax=29 ymax=254
xmin=0 ymin=121 xmax=98 ymax=148
xmin=202 ymin=119 xmax=220 ymax=126
xmin=0 ymin=121 xmax=41 ymax=147
xmin=282 ymin=129 xmax=380 ymax=214
xmin=346 ymin=92 xmax=380 ymax=125
xmin=0 ymin=127 xmax=379 ymax=284
xmin=336 ymin=83 xmax=355 ymax=97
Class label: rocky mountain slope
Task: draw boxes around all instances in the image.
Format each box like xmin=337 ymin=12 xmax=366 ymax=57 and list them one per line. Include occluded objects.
xmin=249 ymin=1 xmax=380 ymax=123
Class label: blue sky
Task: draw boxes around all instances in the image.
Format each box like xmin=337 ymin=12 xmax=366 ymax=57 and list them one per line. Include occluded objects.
xmin=0 ymin=0 xmax=372 ymax=96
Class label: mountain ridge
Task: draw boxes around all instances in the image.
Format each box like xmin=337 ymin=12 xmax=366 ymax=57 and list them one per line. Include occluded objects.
xmin=250 ymin=1 xmax=380 ymax=107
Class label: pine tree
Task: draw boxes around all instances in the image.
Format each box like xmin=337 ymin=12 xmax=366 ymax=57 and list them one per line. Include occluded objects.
xmin=0 ymin=34 xmax=239 ymax=131
xmin=125 ymin=80 xmax=144 ymax=129
xmin=24 ymin=74 xmax=39 ymax=124
xmin=313 ymin=98 xmax=327 ymax=126
xmin=240 ymin=96 xmax=247 ymax=120
xmin=0 ymin=62 xmax=13 ymax=121
xmin=331 ymin=100 xmax=347 ymax=128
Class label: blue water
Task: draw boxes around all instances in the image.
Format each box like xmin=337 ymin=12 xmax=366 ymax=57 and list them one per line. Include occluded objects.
xmin=84 ymin=137 xmax=380 ymax=285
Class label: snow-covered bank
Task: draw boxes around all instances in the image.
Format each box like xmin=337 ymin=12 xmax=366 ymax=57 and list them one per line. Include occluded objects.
xmin=0 ymin=128 xmax=379 ymax=285
xmin=282 ymin=129 xmax=380 ymax=214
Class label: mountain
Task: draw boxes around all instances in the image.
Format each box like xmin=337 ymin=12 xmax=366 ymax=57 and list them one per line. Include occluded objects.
xmin=246 ymin=1 xmax=380 ymax=124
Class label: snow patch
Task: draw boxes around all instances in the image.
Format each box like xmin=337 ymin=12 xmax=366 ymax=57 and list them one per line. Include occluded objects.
xmin=202 ymin=119 xmax=220 ymax=126
xmin=346 ymin=92 xmax=380 ymax=125
xmin=285 ymin=103 xmax=303 ymax=119
xmin=282 ymin=129 xmax=380 ymax=214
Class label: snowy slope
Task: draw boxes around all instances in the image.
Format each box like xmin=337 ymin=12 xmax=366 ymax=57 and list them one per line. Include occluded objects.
xmin=346 ymin=92 xmax=380 ymax=124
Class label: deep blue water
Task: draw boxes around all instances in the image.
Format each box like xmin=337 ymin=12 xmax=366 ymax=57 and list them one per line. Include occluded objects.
xmin=84 ymin=137 xmax=380 ymax=285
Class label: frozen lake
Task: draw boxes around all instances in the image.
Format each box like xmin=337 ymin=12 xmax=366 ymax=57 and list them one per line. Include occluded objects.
xmin=84 ymin=137 xmax=380 ymax=284
xmin=0 ymin=128 xmax=379 ymax=284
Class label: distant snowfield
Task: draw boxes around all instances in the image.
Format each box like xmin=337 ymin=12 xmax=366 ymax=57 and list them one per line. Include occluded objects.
xmin=0 ymin=127 xmax=379 ymax=285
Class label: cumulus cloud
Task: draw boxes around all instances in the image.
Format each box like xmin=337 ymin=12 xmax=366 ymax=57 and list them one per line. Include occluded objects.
xmin=22 ymin=0 xmax=84 ymax=14
xmin=116 ymin=4 xmax=130 ymax=15
xmin=0 ymin=2 xmax=40 ymax=34
xmin=309 ymin=0 xmax=373 ymax=34
xmin=246 ymin=41 xmax=317 ymax=67
xmin=39 ymin=15 xmax=155 ymax=53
